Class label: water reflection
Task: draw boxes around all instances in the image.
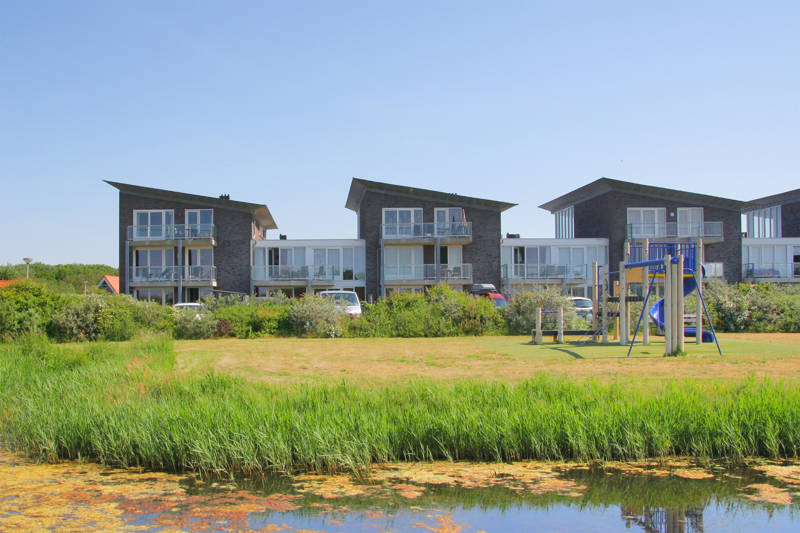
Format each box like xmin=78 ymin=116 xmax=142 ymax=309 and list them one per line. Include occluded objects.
xmin=621 ymin=506 xmax=705 ymax=533
xmin=1 ymin=450 xmax=798 ymax=532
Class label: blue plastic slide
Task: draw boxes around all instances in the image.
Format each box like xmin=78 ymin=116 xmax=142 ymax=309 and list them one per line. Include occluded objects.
xmin=648 ymin=272 xmax=715 ymax=342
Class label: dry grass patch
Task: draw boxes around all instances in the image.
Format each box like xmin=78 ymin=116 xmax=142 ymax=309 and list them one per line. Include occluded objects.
xmin=173 ymin=333 xmax=800 ymax=385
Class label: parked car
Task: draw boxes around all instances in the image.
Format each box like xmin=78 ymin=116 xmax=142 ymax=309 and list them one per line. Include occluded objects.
xmin=319 ymin=290 xmax=362 ymax=317
xmin=469 ymin=283 xmax=507 ymax=308
xmin=172 ymin=302 xmax=207 ymax=319
xmin=567 ymin=297 xmax=594 ymax=325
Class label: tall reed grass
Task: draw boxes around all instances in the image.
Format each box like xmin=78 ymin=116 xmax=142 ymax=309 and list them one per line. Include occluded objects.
xmin=1 ymin=335 xmax=798 ymax=475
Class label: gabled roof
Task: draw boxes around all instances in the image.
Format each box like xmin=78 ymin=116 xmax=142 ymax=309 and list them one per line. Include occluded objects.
xmin=98 ymin=275 xmax=120 ymax=294
xmin=0 ymin=280 xmax=20 ymax=289
xmin=105 ymin=180 xmax=277 ymax=229
xmin=539 ymin=177 xmax=744 ymax=213
xmin=345 ymin=178 xmax=516 ymax=213
xmin=744 ymin=188 xmax=800 ymax=211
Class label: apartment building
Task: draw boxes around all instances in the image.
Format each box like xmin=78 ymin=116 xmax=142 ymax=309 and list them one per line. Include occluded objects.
xmin=344 ymin=178 xmax=516 ymax=301
xmin=539 ymin=178 xmax=744 ymax=283
xmin=500 ymin=237 xmax=609 ymax=297
xmin=252 ymin=239 xmax=366 ymax=298
xmin=741 ymin=188 xmax=800 ymax=282
xmin=107 ymin=181 xmax=276 ymax=304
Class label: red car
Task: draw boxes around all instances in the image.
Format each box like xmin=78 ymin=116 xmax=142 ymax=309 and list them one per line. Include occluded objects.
xmin=469 ymin=284 xmax=508 ymax=308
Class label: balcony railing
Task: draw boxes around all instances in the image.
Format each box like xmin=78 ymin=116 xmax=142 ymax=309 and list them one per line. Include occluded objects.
xmin=381 ymin=222 xmax=472 ymax=239
xmin=130 ymin=266 xmax=216 ymax=282
xmin=502 ymin=264 xmax=588 ymax=280
xmin=742 ymin=263 xmax=800 ymax=279
xmin=626 ymin=221 xmax=723 ymax=240
xmin=384 ymin=263 xmax=472 ymax=281
xmin=127 ymin=224 xmax=218 ymax=241
xmin=184 ymin=265 xmax=216 ymax=281
xmin=251 ymin=265 xmax=366 ymax=282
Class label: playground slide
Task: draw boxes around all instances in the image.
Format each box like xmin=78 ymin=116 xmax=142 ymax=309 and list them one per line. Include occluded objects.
xmin=648 ymin=271 xmax=715 ymax=343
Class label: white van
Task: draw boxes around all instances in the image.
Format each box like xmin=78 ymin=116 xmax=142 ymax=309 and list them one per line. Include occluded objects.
xmin=319 ymin=290 xmax=362 ymax=318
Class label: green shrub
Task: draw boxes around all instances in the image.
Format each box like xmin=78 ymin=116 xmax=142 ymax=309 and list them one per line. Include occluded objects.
xmin=172 ymin=309 xmax=216 ymax=339
xmin=48 ymin=296 xmax=104 ymax=342
xmin=505 ymin=288 xmax=572 ymax=334
xmin=0 ymin=282 xmax=64 ymax=340
xmin=213 ymin=302 xmax=287 ymax=338
xmin=285 ymin=294 xmax=342 ymax=337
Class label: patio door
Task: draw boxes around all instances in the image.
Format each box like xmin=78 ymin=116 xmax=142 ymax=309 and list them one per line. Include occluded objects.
xmin=678 ymin=208 xmax=703 ymax=237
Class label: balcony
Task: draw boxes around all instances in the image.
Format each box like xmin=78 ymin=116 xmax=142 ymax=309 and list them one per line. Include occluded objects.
xmin=381 ymin=222 xmax=472 ymax=243
xmin=625 ymin=222 xmax=723 ymax=242
xmin=251 ymin=265 xmax=366 ymax=283
xmin=130 ymin=266 xmax=216 ymax=284
xmin=742 ymin=262 xmax=800 ymax=280
xmin=502 ymin=264 xmax=588 ymax=280
xmin=384 ymin=263 xmax=472 ymax=282
xmin=127 ymin=224 xmax=218 ymax=243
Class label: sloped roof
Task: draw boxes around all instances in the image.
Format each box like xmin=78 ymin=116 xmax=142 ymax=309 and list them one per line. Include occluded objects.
xmin=105 ymin=180 xmax=277 ymax=229
xmin=539 ymin=177 xmax=744 ymax=213
xmin=98 ymin=275 xmax=120 ymax=294
xmin=345 ymin=178 xmax=516 ymax=213
xmin=745 ymin=187 xmax=800 ymax=211
xmin=0 ymin=280 xmax=19 ymax=288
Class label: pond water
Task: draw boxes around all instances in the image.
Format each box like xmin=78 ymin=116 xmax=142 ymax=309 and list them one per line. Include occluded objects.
xmin=1 ymin=450 xmax=798 ymax=532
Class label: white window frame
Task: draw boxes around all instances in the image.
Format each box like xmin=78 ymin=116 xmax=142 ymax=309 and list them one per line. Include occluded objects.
xmin=133 ymin=209 xmax=174 ymax=239
xmin=555 ymin=206 xmax=574 ymax=239
xmin=677 ymin=207 xmax=704 ymax=237
xmin=384 ymin=246 xmax=424 ymax=280
xmin=382 ymin=208 xmax=423 ymax=237
xmin=434 ymin=207 xmax=465 ymax=235
xmin=185 ymin=209 xmax=214 ymax=238
xmin=746 ymin=206 xmax=782 ymax=239
xmin=627 ymin=207 xmax=666 ymax=238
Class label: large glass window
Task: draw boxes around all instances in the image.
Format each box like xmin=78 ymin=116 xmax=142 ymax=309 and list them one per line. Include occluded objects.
xmin=627 ymin=208 xmax=666 ymax=238
xmin=746 ymin=206 xmax=782 ymax=238
xmin=384 ymin=246 xmax=423 ymax=280
xmin=555 ymin=206 xmax=574 ymax=238
xmin=435 ymin=208 xmax=465 ymax=235
xmin=677 ymin=208 xmax=704 ymax=237
xmin=133 ymin=248 xmax=174 ymax=281
xmin=133 ymin=210 xmax=174 ymax=239
xmin=383 ymin=208 xmax=423 ymax=237
xmin=185 ymin=209 xmax=213 ymax=238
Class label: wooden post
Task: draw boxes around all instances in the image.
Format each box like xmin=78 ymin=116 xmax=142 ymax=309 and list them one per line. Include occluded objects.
xmin=557 ymin=307 xmax=564 ymax=344
xmin=696 ymin=239 xmax=703 ymax=345
xmin=534 ymin=307 xmax=543 ymax=345
xmin=643 ymin=240 xmax=650 ymax=345
xmin=619 ymin=261 xmax=627 ymax=345
xmin=677 ymin=254 xmax=685 ymax=353
xmin=591 ymin=261 xmax=599 ymax=340
xmin=664 ymin=254 xmax=672 ymax=356
xmin=601 ymin=264 xmax=609 ymax=344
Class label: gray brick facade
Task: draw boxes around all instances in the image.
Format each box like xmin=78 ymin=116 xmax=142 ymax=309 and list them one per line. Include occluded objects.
xmin=782 ymin=201 xmax=800 ymax=238
xmin=352 ymin=185 xmax=511 ymax=301
xmin=112 ymin=184 xmax=272 ymax=299
xmin=572 ymin=190 xmax=742 ymax=283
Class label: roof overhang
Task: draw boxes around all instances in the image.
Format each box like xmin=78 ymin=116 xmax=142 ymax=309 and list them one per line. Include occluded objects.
xmin=345 ymin=177 xmax=516 ymax=212
xmin=105 ymin=180 xmax=277 ymax=229
xmin=539 ymin=177 xmax=745 ymax=213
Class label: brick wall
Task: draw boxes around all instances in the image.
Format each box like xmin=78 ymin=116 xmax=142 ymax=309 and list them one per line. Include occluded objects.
xmin=782 ymin=201 xmax=800 ymax=238
xmin=118 ymin=192 xmax=255 ymax=295
xmin=572 ymin=190 xmax=742 ymax=283
xmin=357 ymin=190 xmax=503 ymax=300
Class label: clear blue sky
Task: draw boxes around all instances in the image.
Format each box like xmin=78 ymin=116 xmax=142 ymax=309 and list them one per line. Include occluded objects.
xmin=1 ymin=1 xmax=798 ymax=266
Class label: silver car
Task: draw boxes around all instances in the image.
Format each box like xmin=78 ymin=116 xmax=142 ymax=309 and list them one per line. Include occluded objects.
xmin=568 ymin=297 xmax=594 ymax=325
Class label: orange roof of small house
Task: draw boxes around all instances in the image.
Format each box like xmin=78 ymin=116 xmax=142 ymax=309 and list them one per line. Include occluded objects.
xmin=98 ymin=275 xmax=120 ymax=294
xmin=0 ymin=280 xmax=20 ymax=288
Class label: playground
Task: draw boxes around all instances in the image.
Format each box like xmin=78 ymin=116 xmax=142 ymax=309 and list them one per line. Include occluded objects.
xmin=532 ymin=241 xmax=723 ymax=357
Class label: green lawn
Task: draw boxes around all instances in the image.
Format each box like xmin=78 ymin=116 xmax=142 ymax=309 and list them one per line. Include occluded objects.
xmin=173 ymin=332 xmax=800 ymax=386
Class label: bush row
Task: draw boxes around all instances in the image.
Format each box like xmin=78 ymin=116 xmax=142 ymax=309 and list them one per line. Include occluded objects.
xmin=3 ymin=279 xmax=799 ymax=342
